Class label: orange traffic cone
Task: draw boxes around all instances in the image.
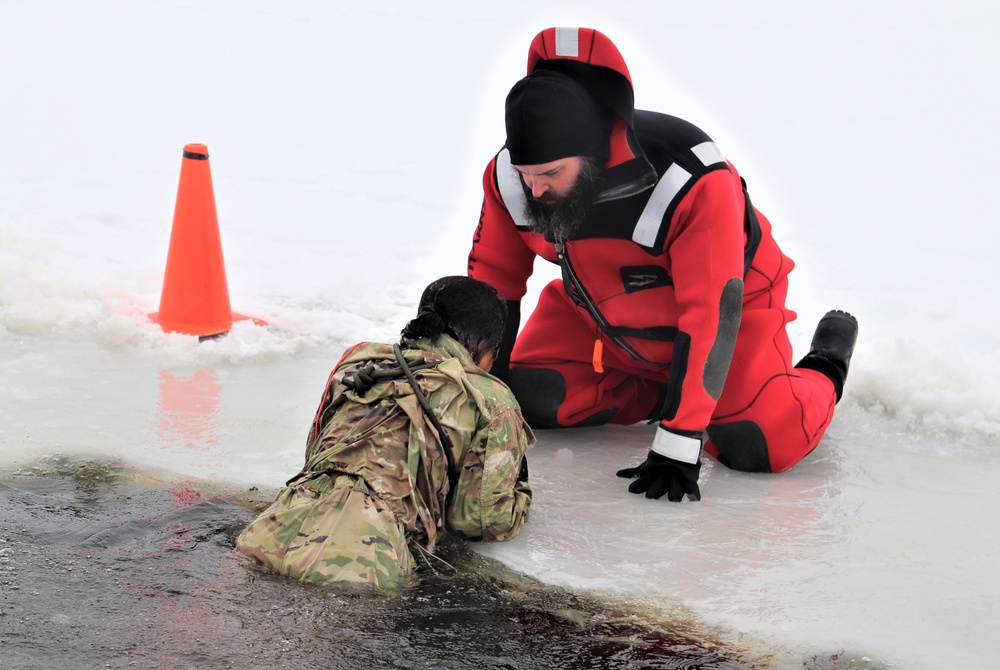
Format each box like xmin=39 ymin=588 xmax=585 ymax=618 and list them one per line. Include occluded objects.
xmin=150 ymin=143 xmax=266 ymax=338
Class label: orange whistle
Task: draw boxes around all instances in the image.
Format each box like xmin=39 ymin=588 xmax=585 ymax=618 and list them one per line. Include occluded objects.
xmin=592 ymin=339 xmax=604 ymax=373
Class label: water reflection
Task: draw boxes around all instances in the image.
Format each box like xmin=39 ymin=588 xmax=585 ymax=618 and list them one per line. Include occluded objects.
xmin=155 ymin=368 xmax=221 ymax=453
xmin=0 ymin=456 xmax=773 ymax=670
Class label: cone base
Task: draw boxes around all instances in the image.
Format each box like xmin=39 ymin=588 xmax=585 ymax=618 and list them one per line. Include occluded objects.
xmin=149 ymin=311 xmax=268 ymax=338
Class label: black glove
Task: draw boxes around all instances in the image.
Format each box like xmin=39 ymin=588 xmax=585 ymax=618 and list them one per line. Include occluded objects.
xmin=617 ymin=450 xmax=702 ymax=501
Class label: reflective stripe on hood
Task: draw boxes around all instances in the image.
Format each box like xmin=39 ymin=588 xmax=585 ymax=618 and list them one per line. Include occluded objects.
xmin=527 ymin=27 xmax=633 ymax=121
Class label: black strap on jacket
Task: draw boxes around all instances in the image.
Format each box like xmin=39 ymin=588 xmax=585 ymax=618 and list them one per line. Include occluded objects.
xmin=392 ymin=344 xmax=461 ymax=513
xmin=308 ymin=347 xmax=462 ymax=519
xmin=341 ymin=358 xmax=437 ymax=396
xmin=314 ymin=356 xmax=437 ymax=429
xmin=741 ymin=177 xmax=761 ymax=277
xmin=556 ymin=242 xmax=676 ymax=369
xmin=555 ymin=177 xmax=761 ymax=367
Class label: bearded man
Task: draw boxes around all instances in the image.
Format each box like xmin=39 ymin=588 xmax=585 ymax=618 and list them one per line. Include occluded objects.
xmin=466 ymin=27 xmax=858 ymax=502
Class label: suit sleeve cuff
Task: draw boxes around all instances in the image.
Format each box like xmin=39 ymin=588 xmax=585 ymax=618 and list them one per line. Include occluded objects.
xmin=651 ymin=427 xmax=702 ymax=464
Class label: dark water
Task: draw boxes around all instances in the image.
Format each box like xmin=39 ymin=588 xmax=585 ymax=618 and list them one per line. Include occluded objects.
xmin=0 ymin=455 xmax=887 ymax=670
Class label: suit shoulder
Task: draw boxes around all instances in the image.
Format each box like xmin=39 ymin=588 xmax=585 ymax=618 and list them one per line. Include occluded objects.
xmin=633 ymin=110 xmax=714 ymax=149
xmin=633 ymin=110 xmax=729 ymax=177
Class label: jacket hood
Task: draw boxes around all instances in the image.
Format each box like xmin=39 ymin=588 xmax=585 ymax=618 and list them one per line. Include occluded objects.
xmin=524 ymin=27 xmax=656 ymax=199
xmin=526 ymin=27 xmax=634 ymax=127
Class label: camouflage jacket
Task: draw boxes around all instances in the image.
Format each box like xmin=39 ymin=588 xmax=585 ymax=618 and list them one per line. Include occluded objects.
xmin=236 ymin=335 xmax=534 ymax=586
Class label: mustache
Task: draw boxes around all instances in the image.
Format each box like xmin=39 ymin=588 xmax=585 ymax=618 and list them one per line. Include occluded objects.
xmin=534 ymin=192 xmax=560 ymax=206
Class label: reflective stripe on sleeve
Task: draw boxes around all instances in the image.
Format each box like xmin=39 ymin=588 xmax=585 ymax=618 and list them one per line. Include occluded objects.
xmin=651 ymin=427 xmax=702 ymax=464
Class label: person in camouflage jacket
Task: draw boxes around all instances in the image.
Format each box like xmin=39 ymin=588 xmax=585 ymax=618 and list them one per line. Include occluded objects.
xmin=235 ymin=277 xmax=534 ymax=587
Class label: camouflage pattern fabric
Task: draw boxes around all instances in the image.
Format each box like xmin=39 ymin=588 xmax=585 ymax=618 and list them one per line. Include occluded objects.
xmin=235 ymin=473 xmax=415 ymax=586
xmin=235 ymin=335 xmax=534 ymax=587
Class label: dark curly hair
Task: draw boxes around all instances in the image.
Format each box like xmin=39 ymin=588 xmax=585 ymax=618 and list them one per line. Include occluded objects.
xmin=400 ymin=276 xmax=507 ymax=360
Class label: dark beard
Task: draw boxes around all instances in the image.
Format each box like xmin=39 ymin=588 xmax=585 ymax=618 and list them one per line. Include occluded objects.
xmin=522 ymin=158 xmax=603 ymax=243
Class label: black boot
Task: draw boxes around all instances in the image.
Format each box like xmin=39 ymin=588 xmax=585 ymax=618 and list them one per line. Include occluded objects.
xmin=795 ymin=310 xmax=858 ymax=402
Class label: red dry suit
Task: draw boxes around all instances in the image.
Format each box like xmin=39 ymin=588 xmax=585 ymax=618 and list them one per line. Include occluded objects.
xmin=467 ymin=27 xmax=838 ymax=473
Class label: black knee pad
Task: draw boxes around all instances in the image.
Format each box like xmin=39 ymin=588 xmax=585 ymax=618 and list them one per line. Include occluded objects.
xmin=706 ymin=420 xmax=772 ymax=473
xmin=507 ymin=367 xmax=617 ymax=428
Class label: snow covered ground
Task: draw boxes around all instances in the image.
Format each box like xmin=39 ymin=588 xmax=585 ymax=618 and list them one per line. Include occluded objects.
xmin=2 ymin=2 xmax=999 ymax=668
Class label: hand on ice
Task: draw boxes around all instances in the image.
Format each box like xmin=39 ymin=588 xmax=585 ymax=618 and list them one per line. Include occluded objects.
xmin=617 ymin=425 xmax=703 ymax=502
xmin=616 ymin=451 xmax=702 ymax=501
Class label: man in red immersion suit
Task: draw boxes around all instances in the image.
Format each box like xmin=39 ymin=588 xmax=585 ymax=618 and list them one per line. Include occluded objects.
xmin=466 ymin=27 xmax=859 ymax=502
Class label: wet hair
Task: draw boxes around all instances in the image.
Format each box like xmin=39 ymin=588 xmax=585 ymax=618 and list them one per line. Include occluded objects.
xmin=400 ymin=276 xmax=508 ymax=360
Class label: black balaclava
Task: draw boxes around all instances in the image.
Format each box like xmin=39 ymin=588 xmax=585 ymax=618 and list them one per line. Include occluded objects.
xmin=504 ymin=69 xmax=609 ymax=165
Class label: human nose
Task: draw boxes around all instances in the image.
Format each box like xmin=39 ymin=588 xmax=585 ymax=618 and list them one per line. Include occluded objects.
xmin=528 ymin=177 xmax=548 ymax=199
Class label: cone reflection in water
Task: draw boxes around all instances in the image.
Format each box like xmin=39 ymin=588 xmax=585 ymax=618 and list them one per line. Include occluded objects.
xmin=150 ymin=143 xmax=266 ymax=337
